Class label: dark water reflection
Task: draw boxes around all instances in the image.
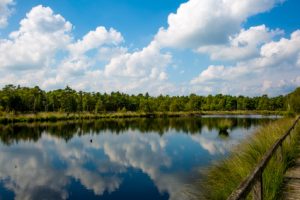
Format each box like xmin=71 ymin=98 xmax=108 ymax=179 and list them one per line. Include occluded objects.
xmin=0 ymin=116 xmax=278 ymax=200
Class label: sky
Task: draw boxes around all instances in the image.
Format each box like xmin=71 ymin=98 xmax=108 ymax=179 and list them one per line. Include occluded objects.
xmin=0 ymin=0 xmax=299 ymax=96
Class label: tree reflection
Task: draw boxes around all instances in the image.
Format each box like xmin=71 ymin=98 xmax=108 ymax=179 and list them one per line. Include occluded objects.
xmin=0 ymin=117 xmax=274 ymax=145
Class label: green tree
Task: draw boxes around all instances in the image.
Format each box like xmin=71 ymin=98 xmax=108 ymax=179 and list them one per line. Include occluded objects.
xmin=288 ymin=88 xmax=300 ymax=113
xmin=95 ymin=99 xmax=105 ymax=113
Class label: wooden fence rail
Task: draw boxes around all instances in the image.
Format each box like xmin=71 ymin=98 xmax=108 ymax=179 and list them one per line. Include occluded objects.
xmin=227 ymin=116 xmax=300 ymax=200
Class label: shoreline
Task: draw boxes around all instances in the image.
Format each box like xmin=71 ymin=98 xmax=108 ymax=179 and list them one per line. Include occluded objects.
xmin=0 ymin=110 xmax=287 ymax=124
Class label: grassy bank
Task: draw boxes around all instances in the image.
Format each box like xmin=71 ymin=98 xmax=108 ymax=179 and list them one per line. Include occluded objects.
xmin=0 ymin=110 xmax=286 ymax=124
xmin=193 ymin=117 xmax=300 ymax=200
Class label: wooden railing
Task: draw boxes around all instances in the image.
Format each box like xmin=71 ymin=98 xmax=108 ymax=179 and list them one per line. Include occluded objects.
xmin=227 ymin=116 xmax=300 ymax=200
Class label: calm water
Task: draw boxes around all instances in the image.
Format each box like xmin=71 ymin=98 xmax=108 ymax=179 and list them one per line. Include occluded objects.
xmin=0 ymin=116 xmax=279 ymax=200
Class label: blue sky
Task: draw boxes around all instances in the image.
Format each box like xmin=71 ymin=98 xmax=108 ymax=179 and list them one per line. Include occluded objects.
xmin=3 ymin=0 xmax=186 ymax=47
xmin=0 ymin=0 xmax=299 ymax=96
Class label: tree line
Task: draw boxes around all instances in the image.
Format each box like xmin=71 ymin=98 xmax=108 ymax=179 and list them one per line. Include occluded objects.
xmin=0 ymin=84 xmax=299 ymax=113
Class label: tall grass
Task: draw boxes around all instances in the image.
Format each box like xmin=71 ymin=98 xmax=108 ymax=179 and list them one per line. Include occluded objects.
xmin=191 ymin=117 xmax=300 ymax=200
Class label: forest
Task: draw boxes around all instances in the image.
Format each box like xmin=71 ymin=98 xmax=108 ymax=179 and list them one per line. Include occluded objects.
xmin=0 ymin=84 xmax=299 ymax=114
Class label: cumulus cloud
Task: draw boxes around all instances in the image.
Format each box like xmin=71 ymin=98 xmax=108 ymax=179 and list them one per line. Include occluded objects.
xmin=154 ymin=0 xmax=283 ymax=48
xmin=197 ymin=25 xmax=284 ymax=61
xmin=191 ymin=65 xmax=250 ymax=84
xmin=68 ymin=26 xmax=123 ymax=56
xmin=56 ymin=26 xmax=125 ymax=84
xmin=98 ymin=46 xmax=127 ymax=62
xmin=104 ymin=41 xmax=171 ymax=79
xmin=0 ymin=0 xmax=14 ymax=28
xmin=53 ymin=41 xmax=172 ymax=93
xmin=0 ymin=5 xmax=72 ymax=70
xmin=191 ymin=30 xmax=300 ymax=96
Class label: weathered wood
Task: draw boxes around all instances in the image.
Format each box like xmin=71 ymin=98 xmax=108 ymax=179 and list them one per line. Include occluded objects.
xmin=252 ymin=172 xmax=263 ymax=200
xmin=227 ymin=116 xmax=300 ymax=200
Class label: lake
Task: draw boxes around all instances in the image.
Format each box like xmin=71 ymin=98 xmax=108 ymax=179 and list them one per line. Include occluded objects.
xmin=0 ymin=116 xmax=279 ymax=200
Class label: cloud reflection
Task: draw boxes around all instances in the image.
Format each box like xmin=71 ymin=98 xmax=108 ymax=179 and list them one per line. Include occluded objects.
xmin=0 ymin=117 xmax=272 ymax=200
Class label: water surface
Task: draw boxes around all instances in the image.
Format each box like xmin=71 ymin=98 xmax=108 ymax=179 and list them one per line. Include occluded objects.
xmin=0 ymin=116 xmax=278 ymax=200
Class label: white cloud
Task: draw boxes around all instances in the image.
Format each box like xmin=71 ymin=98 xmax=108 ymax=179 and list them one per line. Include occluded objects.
xmin=154 ymin=0 xmax=283 ymax=49
xmin=191 ymin=30 xmax=300 ymax=96
xmin=191 ymin=65 xmax=249 ymax=84
xmin=57 ymin=26 xmax=125 ymax=83
xmin=0 ymin=5 xmax=72 ymax=70
xmin=104 ymin=41 xmax=171 ymax=79
xmin=197 ymin=25 xmax=284 ymax=61
xmin=53 ymin=36 xmax=172 ymax=94
xmin=98 ymin=46 xmax=127 ymax=62
xmin=68 ymin=26 xmax=124 ymax=56
xmin=0 ymin=0 xmax=14 ymax=28
xmin=260 ymin=30 xmax=300 ymax=62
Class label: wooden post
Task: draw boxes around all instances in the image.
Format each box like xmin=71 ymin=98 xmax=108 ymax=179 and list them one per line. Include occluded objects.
xmin=252 ymin=172 xmax=263 ymax=200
